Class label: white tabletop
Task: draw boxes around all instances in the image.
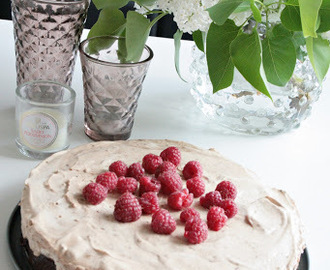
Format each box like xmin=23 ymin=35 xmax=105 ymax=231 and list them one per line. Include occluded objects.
xmin=0 ymin=19 xmax=329 ymax=269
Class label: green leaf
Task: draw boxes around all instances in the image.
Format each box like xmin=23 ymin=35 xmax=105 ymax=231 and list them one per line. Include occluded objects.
xmin=192 ymin=30 xmax=205 ymax=52
xmin=233 ymin=1 xmax=251 ymax=13
xmin=87 ymin=9 xmax=126 ymax=55
xmin=262 ymin=35 xmax=296 ymax=86
xmin=298 ymin=0 xmax=322 ymax=37
xmin=117 ymin=36 xmax=128 ymax=63
xmin=88 ymin=8 xmax=126 ymax=39
xmin=126 ymin=11 xmax=151 ymax=62
xmin=306 ymin=36 xmax=330 ymax=82
xmin=271 ymin=24 xmax=292 ymax=38
xmin=285 ymin=0 xmax=299 ymax=6
xmin=173 ymin=30 xmax=187 ymax=82
xmin=249 ymin=0 xmax=261 ymax=22
xmin=207 ymin=0 xmax=246 ymax=25
xmin=280 ymin=5 xmax=302 ymax=31
xmin=317 ymin=0 xmax=330 ymax=33
xmin=230 ymin=29 xmax=271 ymax=98
xmin=136 ymin=0 xmax=157 ymax=6
xmin=93 ymin=0 xmax=129 ymax=10
xmin=206 ymin=20 xmax=240 ymax=92
xmin=291 ymin=32 xmax=307 ymax=61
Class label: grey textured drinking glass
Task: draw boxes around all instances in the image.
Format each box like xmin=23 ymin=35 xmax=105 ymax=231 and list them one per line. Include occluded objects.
xmin=11 ymin=0 xmax=90 ymax=86
xmin=79 ymin=36 xmax=153 ymax=141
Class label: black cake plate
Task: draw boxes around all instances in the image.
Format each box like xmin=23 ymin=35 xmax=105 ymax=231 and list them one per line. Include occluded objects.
xmin=7 ymin=204 xmax=309 ymax=270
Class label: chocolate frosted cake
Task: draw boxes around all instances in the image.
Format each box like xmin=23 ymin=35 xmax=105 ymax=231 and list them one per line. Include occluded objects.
xmin=20 ymin=140 xmax=305 ymax=269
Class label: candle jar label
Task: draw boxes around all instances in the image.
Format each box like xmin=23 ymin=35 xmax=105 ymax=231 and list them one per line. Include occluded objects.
xmin=20 ymin=112 xmax=58 ymax=150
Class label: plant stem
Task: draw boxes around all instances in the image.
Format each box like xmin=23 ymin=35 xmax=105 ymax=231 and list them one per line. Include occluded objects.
xmin=144 ymin=10 xmax=164 ymax=16
xmin=255 ymin=0 xmax=267 ymax=9
xmin=149 ymin=12 xmax=168 ymax=29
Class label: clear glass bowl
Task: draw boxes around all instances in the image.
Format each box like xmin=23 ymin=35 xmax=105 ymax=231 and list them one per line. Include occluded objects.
xmin=190 ymin=46 xmax=322 ymax=135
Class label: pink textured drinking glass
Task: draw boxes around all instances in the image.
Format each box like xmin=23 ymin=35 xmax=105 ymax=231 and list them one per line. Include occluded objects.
xmin=79 ymin=36 xmax=153 ymax=141
xmin=11 ymin=0 xmax=90 ymax=86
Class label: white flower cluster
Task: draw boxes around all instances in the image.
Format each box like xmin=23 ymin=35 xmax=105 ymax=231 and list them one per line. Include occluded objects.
xmin=135 ymin=0 xmax=218 ymax=34
xmin=157 ymin=0 xmax=218 ymax=33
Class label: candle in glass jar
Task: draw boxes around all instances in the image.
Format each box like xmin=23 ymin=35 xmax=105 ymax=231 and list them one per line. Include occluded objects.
xmin=19 ymin=108 xmax=70 ymax=152
xmin=15 ymin=81 xmax=75 ymax=159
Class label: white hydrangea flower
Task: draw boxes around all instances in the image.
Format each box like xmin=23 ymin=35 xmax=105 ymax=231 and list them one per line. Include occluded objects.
xmin=320 ymin=31 xmax=330 ymax=41
xmin=156 ymin=0 xmax=218 ymax=34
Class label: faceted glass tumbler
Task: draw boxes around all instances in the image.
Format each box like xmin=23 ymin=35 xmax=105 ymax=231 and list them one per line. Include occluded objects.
xmin=11 ymin=0 xmax=90 ymax=86
xmin=79 ymin=36 xmax=153 ymax=141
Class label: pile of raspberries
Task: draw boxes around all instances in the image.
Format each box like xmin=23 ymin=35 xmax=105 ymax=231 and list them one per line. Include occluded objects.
xmin=82 ymin=146 xmax=238 ymax=244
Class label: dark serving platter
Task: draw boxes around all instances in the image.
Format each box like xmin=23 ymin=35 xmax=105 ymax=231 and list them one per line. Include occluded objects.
xmin=7 ymin=204 xmax=309 ymax=270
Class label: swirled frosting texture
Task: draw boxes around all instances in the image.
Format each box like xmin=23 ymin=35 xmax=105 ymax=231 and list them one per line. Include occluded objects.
xmin=21 ymin=140 xmax=305 ymax=270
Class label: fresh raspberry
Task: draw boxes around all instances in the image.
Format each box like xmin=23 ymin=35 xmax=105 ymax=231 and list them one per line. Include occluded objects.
xmin=139 ymin=192 xmax=159 ymax=214
xmin=180 ymin=208 xmax=200 ymax=223
xmin=157 ymin=171 xmax=183 ymax=195
xmin=184 ymin=218 xmax=208 ymax=244
xmin=114 ymin=192 xmax=142 ymax=222
xmin=83 ymin=183 xmax=108 ymax=205
xmin=139 ymin=176 xmax=161 ymax=195
xmin=207 ymin=206 xmax=228 ymax=231
xmin=151 ymin=209 xmax=176 ymax=234
xmin=127 ymin=162 xmax=145 ymax=181
xmin=142 ymin=154 xmax=163 ymax=174
xmin=167 ymin=189 xmax=193 ymax=210
xmin=117 ymin=177 xmax=138 ymax=194
xmin=96 ymin=171 xmax=118 ymax=193
xmin=182 ymin=161 xmax=203 ymax=180
xmin=219 ymin=199 xmax=238 ymax=218
xmin=199 ymin=191 xmax=222 ymax=209
xmin=186 ymin=177 xmax=205 ymax=198
xmin=109 ymin=160 xmax=128 ymax=177
xmin=215 ymin=180 xmax=237 ymax=200
xmin=154 ymin=161 xmax=177 ymax=178
xmin=160 ymin=146 xmax=181 ymax=167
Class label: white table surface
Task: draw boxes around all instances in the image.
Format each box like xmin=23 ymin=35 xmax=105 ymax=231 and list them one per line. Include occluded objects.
xmin=0 ymin=19 xmax=329 ymax=270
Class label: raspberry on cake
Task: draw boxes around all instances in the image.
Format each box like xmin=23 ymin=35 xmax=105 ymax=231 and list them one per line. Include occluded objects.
xmin=219 ymin=199 xmax=238 ymax=218
xmin=167 ymin=189 xmax=193 ymax=210
xmin=157 ymin=171 xmax=183 ymax=195
xmin=127 ymin=162 xmax=145 ymax=180
xmin=200 ymin=190 xmax=222 ymax=209
xmin=139 ymin=176 xmax=161 ymax=195
xmin=82 ymin=182 xmax=108 ymax=205
xmin=207 ymin=206 xmax=228 ymax=231
xmin=151 ymin=209 xmax=176 ymax=234
xmin=180 ymin=208 xmax=200 ymax=223
xmin=184 ymin=218 xmax=208 ymax=244
xmin=142 ymin=153 xmax=163 ymax=174
xmin=154 ymin=161 xmax=177 ymax=178
xmin=186 ymin=176 xmax=205 ymax=198
xmin=109 ymin=160 xmax=128 ymax=177
xmin=114 ymin=192 xmax=142 ymax=222
xmin=116 ymin=177 xmax=138 ymax=194
xmin=139 ymin=192 xmax=159 ymax=214
xmin=182 ymin=160 xmax=203 ymax=180
xmin=96 ymin=171 xmax=118 ymax=193
xmin=160 ymin=146 xmax=181 ymax=167
xmin=216 ymin=180 xmax=237 ymax=200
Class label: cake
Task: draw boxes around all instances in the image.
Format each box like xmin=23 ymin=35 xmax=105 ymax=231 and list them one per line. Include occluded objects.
xmin=20 ymin=139 xmax=305 ymax=269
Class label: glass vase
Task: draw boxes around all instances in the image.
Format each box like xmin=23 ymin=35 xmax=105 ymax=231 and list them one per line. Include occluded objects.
xmin=11 ymin=0 xmax=90 ymax=86
xmin=189 ymin=46 xmax=322 ymax=135
xmin=79 ymin=36 xmax=154 ymax=141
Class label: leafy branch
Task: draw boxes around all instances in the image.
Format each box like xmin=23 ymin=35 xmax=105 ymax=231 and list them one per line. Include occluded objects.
xmin=88 ymin=0 xmax=330 ymax=99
